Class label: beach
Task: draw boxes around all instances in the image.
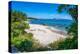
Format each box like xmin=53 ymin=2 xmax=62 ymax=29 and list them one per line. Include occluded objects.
xmin=25 ymin=24 xmax=68 ymax=46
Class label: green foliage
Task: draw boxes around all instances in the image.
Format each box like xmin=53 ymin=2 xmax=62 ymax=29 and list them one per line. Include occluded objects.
xmin=57 ymin=37 xmax=77 ymax=49
xmin=16 ymin=39 xmax=33 ymax=52
xmin=11 ymin=10 xmax=27 ymax=21
xmin=11 ymin=33 xmax=34 ymax=52
xmin=49 ymin=38 xmax=64 ymax=50
xmin=10 ymin=10 xmax=35 ymax=52
xmin=10 ymin=10 xmax=30 ymax=37
xmin=58 ymin=5 xmax=78 ymax=22
xmin=67 ymin=22 xmax=78 ymax=38
xmin=12 ymin=37 xmax=33 ymax=52
xmin=58 ymin=4 xmax=69 ymax=13
xmin=19 ymin=40 xmax=33 ymax=51
xmin=68 ymin=6 xmax=78 ymax=22
xmin=49 ymin=37 xmax=78 ymax=50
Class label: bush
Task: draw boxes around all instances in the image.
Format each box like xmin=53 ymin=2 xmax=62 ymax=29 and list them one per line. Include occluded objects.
xmin=17 ymin=40 xmax=33 ymax=52
xmin=49 ymin=38 xmax=64 ymax=50
xmin=10 ymin=10 xmax=30 ymax=37
xmin=11 ymin=33 xmax=34 ymax=52
xmin=48 ymin=37 xmax=78 ymax=50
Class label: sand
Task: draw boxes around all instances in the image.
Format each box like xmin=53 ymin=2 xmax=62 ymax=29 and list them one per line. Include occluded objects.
xmin=25 ymin=24 xmax=68 ymax=46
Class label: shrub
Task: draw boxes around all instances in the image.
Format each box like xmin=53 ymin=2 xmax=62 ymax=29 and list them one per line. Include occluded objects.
xmin=11 ymin=34 xmax=34 ymax=52
xmin=48 ymin=37 xmax=78 ymax=50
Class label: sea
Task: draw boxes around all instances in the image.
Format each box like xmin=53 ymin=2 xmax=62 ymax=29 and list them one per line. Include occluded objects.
xmin=29 ymin=19 xmax=73 ymax=31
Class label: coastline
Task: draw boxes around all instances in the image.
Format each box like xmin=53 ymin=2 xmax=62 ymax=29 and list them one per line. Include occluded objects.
xmin=25 ymin=24 xmax=68 ymax=46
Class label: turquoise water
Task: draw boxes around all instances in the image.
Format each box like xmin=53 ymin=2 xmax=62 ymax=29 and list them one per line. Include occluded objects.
xmin=29 ymin=19 xmax=73 ymax=31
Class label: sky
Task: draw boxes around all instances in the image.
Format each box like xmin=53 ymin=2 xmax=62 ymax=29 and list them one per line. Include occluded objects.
xmin=10 ymin=1 xmax=72 ymax=20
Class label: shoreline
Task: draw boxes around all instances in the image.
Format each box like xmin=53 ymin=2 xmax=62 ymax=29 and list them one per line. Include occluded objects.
xmin=25 ymin=24 xmax=68 ymax=46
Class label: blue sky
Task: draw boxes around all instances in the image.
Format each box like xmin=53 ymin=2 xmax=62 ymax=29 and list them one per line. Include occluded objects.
xmin=10 ymin=1 xmax=72 ymax=20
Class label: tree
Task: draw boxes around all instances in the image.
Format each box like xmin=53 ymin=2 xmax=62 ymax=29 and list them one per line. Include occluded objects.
xmin=58 ymin=4 xmax=78 ymax=38
xmin=10 ymin=10 xmax=34 ymax=52
xmin=57 ymin=4 xmax=78 ymax=49
xmin=48 ymin=4 xmax=78 ymax=49
xmin=58 ymin=4 xmax=78 ymax=22
xmin=10 ymin=10 xmax=30 ymax=37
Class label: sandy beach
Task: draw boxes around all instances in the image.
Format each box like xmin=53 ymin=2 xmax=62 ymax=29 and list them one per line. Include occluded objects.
xmin=25 ymin=24 xmax=68 ymax=46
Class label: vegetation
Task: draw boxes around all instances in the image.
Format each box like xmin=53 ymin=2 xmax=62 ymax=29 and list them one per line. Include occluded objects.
xmin=49 ymin=37 xmax=77 ymax=50
xmin=10 ymin=10 xmax=30 ymax=37
xmin=49 ymin=4 xmax=78 ymax=49
xmin=10 ymin=10 xmax=36 ymax=52
xmin=10 ymin=4 xmax=78 ymax=52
